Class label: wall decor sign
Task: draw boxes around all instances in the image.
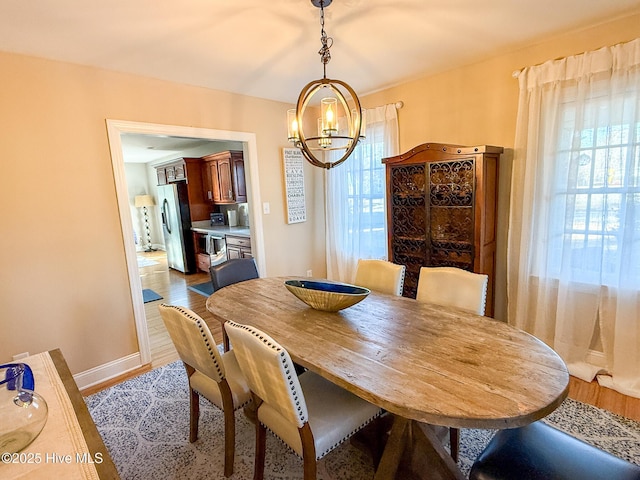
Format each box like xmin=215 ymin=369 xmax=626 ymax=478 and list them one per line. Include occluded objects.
xmin=282 ymin=148 xmax=307 ymax=224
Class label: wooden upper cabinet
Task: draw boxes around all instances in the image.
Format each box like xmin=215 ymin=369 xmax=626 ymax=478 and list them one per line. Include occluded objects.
xmin=202 ymin=150 xmax=246 ymax=204
xmin=155 ymin=158 xmax=211 ymax=221
xmin=182 ymin=158 xmax=210 ymax=221
xmin=382 ymin=143 xmax=502 ymax=316
xmin=203 ymin=160 xmax=221 ymax=203
xmin=217 ymin=156 xmax=233 ymax=202
xmin=156 ymin=167 xmax=167 ymax=186
xmin=156 ymin=159 xmax=186 ymax=185
xmin=231 ymin=155 xmax=247 ymax=203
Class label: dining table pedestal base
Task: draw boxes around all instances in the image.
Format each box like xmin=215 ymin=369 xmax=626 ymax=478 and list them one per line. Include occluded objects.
xmin=373 ymin=415 xmax=465 ymax=480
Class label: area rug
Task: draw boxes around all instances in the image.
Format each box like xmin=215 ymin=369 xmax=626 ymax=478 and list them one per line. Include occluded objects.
xmin=142 ymin=289 xmax=163 ymax=303
xmin=85 ymin=361 xmax=640 ymax=480
xmin=137 ymin=256 xmax=159 ymax=268
xmin=188 ymin=281 xmax=214 ymax=297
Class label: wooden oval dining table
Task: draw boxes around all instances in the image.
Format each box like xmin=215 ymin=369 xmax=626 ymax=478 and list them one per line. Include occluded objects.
xmin=205 ymin=276 xmax=569 ymax=480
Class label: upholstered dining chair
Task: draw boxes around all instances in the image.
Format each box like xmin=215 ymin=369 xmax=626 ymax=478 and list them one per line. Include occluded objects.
xmin=353 ymin=258 xmax=406 ymax=296
xmin=416 ymin=266 xmax=489 ymax=315
xmin=470 ymin=420 xmax=640 ymax=480
xmin=415 ymin=266 xmax=489 ymax=463
xmin=224 ymin=320 xmax=383 ymax=480
xmin=158 ymin=304 xmax=251 ymax=477
xmin=210 ymin=257 xmax=259 ymax=351
xmin=210 ymin=257 xmax=259 ymax=291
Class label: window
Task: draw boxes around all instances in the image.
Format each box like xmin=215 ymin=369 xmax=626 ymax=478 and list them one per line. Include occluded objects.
xmin=508 ymin=38 xmax=640 ymax=398
xmin=544 ymin=90 xmax=640 ymax=286
xmin=325 ymin=104 xmax=399 ymax=281
xmin=343 ymin=140 xmax=387 ymax=259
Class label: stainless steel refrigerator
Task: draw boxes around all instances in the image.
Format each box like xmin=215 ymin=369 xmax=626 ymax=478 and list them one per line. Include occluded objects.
xmin=157 ymin=182 xmax=196 ymax=274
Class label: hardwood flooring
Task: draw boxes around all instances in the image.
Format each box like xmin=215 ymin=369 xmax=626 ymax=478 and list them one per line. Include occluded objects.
xmin=138 ymin=250 xmax=222 ymax=370
xmin=568 ymin=375 xmax=640 ymax=422
xmin=84 ymin=250 xmax=640 ymax=423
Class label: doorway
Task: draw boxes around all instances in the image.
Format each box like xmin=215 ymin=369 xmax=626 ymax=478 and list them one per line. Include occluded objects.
xmin=107 ymin=119 xmax=265 ymax=366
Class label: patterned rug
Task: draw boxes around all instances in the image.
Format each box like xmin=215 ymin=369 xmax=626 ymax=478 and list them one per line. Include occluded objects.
xmin=85 ymin=361 xmax=640 ymax=480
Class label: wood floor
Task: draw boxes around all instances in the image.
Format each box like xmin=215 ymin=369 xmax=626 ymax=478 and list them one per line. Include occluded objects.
xmin=138 ymin=250 xmax=223 ymax=370
xmin=86 ymin=250 xmax=640 ymax=423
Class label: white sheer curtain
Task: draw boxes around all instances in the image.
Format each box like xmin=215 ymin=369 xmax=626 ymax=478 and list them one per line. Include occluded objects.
xmin=325 ymin=104 xmax=399 ymax=283
xmin=508 ymin=38 xmax=640 ymax=398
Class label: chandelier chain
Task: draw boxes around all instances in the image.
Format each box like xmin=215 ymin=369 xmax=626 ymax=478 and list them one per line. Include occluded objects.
xmin=318 ymin=0 xmax=333 ymax=76
xmin=287 ymin=0 xmax=363 ymax=169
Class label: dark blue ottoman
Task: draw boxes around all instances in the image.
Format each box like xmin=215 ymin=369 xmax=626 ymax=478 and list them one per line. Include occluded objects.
xmin=470 ymin=421 xmax=640 ymax=480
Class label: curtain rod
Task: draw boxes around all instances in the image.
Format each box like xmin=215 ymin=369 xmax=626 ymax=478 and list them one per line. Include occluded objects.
xmin=512 ymin=51 xmax=592 ymax=79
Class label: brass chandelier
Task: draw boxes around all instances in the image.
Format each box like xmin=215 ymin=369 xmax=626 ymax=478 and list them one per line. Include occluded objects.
xmin=287 ymin=0 xmax=365 ymax=169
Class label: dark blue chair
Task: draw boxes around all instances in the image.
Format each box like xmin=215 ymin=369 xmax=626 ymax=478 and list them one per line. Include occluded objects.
xmin=210 ymin=257 xmax=258 ymax=292
xmin=470 ymin=420 xmax=640 ymax=480
xmin=210 ymin=258 xmax=259 ymax=351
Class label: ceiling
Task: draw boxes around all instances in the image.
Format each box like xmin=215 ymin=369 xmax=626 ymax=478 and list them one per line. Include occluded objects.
xmin=3 ymin=1 xmax=639 ymax=163
xmin=119 ymin=133 xmax=243 ymax=164
xmin=1 ymin=0 xmax=639 ymax=105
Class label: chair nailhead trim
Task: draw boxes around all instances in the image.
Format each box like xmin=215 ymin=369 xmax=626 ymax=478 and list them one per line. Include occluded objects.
xmin=316 ymin=411 xmax=382 ymax=459
xmin=226 ymin=321 xmax=305 ymax=423
xmin=164 ymin=305 xmax=224 ymax=380
xmin=227 ymin=320 xmax=382 ymax=461
xmin=261 ymin=410 xmax=383 ymax=461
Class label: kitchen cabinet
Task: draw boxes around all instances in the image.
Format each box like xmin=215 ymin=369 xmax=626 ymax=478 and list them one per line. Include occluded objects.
xmin=226 ymin=234 xmax=252 ymax=259
xmin=202 ymin=151 xmax=247 ymax=204
xmin=382 ymin=143 xmax=502 ymax=316
xmin=193 ymin=231 xmax=211 ymax=273
xmin=157 ymin=168 xmax=167 ymax=186
xmin=156 ymin=158 xmax=211 ymax=221
xmin=156 ymin=159 xmax=186 ymax=185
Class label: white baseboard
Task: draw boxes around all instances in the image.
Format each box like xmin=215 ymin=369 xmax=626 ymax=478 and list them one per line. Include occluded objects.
xmin=586 ymin=349 xmax=607 ymax=369
xmin=73 ymin=352 xmax=145 ymax=391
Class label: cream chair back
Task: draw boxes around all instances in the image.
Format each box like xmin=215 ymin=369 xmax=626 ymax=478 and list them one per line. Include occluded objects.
xmin=354 ymin=259 xmax=406 ymax=296
xmin=416 ymin=266 xmax=488 ymax=315
xmin=224 ymin=321 xmax=308 ymax=428
xmin=415 ymin=266 xmax=489 ymax=464
xmin=158 ymin=304 xmax=226 ymax=383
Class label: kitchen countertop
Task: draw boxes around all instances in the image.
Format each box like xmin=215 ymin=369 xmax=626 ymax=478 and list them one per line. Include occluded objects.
xmin=191 ymin=221 xmax=251 ymax=238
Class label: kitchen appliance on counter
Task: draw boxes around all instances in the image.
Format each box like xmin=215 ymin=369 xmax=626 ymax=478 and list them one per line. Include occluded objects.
xmin=158 ymin=182 xmax=196 ymax=273
xmin=238 ymin=204 xmax=250 ymax=227
xmin=227 ymin=210 xmax=238 ymax=227
xmin=210 ymin=213 xmax=224 ymax=225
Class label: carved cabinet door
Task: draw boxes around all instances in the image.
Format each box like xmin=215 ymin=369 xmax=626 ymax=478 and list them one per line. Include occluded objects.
xmin=384 ymin=143 xmax=501 ymax=316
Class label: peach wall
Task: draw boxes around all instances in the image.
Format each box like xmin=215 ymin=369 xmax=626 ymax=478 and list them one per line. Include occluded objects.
xmin=0 ymin=52 xmax=325 ymax=374
xmin=363 ymin=10 xmax=640 ymax=321
xmin=1 ymin=9 xmax=638 ymax=377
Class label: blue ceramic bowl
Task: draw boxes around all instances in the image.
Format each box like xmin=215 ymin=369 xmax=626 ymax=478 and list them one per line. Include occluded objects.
xmin=284 ymin=280 xmax=370 ymax=312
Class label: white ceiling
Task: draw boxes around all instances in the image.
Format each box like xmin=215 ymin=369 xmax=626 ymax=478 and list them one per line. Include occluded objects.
xmin=3 ymin=1 xmax=639 ymax=163
xmin=1 ymin=0 xmax=639 ymax=105
xmin=119 ymin=133 xmax=243 ymax=164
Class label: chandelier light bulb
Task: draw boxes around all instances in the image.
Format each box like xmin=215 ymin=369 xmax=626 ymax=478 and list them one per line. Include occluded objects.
xmin=287 ymin=109 xmax=300 ymax=142
xmin=322 ymin=97 xmax=338 ymax=134
xmin=317 ymin=118 xmax=332 ymax=148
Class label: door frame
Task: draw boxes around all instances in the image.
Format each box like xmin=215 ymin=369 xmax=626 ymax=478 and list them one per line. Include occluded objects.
xmin=106 ymin=119 xmax=265 ymax=365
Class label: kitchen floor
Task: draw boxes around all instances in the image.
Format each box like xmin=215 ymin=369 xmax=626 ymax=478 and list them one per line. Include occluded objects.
xmin=138 ymin=250 xmax=223 ymax=370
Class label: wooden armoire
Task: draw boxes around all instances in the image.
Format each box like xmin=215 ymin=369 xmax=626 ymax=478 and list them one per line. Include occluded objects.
xmin=382 ymin=143 xmax=502 ymax=316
